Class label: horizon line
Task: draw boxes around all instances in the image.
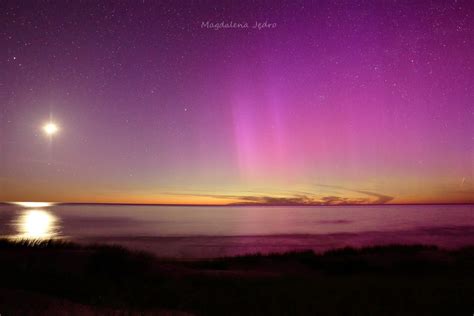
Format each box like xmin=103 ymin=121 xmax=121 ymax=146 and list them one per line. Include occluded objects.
xmin=1 ymin=201 xmax=473 ymax=207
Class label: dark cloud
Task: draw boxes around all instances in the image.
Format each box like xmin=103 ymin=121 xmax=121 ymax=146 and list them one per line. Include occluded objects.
xmin=234 ymin=194 xmax=317 ymax=205
xmin=166 ymin=185 xmax=394 ymax=206
xmin=315 ymin=184 xmax=394 ymax=204
xmin=227 ymin=193 xmax=388 ymax=206
xmin=351 ymin=190 xmax=394 ymax=204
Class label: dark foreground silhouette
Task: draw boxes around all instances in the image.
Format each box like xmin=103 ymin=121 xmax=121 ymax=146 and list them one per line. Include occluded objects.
xmin=0 ymin=239 xmax=473 ymax=315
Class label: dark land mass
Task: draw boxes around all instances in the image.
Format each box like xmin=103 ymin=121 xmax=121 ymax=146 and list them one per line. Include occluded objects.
xmin=0 ymin=239 xmax=473 ymax=315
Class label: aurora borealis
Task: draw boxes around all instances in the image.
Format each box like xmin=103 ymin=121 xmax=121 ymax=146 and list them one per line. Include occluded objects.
xmin=1 ymin=0 xmax=473 ymax=205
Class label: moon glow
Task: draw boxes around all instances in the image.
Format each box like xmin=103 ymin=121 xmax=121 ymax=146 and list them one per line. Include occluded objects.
xmin=43 ymin=122 xmax=59 ymax=135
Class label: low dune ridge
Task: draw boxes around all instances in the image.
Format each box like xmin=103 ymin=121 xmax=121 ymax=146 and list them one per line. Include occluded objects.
xmin=0 ymin=239 xmax=473 ymax=315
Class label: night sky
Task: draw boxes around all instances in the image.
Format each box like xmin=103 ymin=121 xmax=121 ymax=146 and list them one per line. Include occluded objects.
xmin=1 ymin=0 xmax=473 ymax=205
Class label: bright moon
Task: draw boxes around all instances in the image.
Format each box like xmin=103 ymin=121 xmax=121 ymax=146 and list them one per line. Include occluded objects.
xmin=43 ymin=122 xmax=59 ymax=135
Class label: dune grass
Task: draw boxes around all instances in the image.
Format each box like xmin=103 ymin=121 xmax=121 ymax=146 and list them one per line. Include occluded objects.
xmin=0 ymin=239 xmax=473 ymax=315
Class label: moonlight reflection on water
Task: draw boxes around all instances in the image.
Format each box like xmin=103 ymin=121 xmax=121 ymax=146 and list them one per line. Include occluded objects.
xmin=14 ymin=209 xmax=59 ymax=240
xmin=11 ymin=202 xmax=54 ymax=208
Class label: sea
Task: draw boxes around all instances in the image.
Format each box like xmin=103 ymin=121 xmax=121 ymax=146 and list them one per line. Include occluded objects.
xmin=1 ymin=203 xmax=473 ymax=258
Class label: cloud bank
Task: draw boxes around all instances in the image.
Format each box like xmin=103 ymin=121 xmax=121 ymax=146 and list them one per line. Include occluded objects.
xmin=168 ymin=186 xmax=394 ymax=206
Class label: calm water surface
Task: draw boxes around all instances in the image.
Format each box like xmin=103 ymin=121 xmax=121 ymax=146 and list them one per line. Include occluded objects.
xmin=1 ymin=203 xmax=473 ymax=257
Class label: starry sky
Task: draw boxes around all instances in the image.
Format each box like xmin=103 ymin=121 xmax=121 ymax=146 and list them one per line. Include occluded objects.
xmin=1 ymin=0 xmax=473 ymax=205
